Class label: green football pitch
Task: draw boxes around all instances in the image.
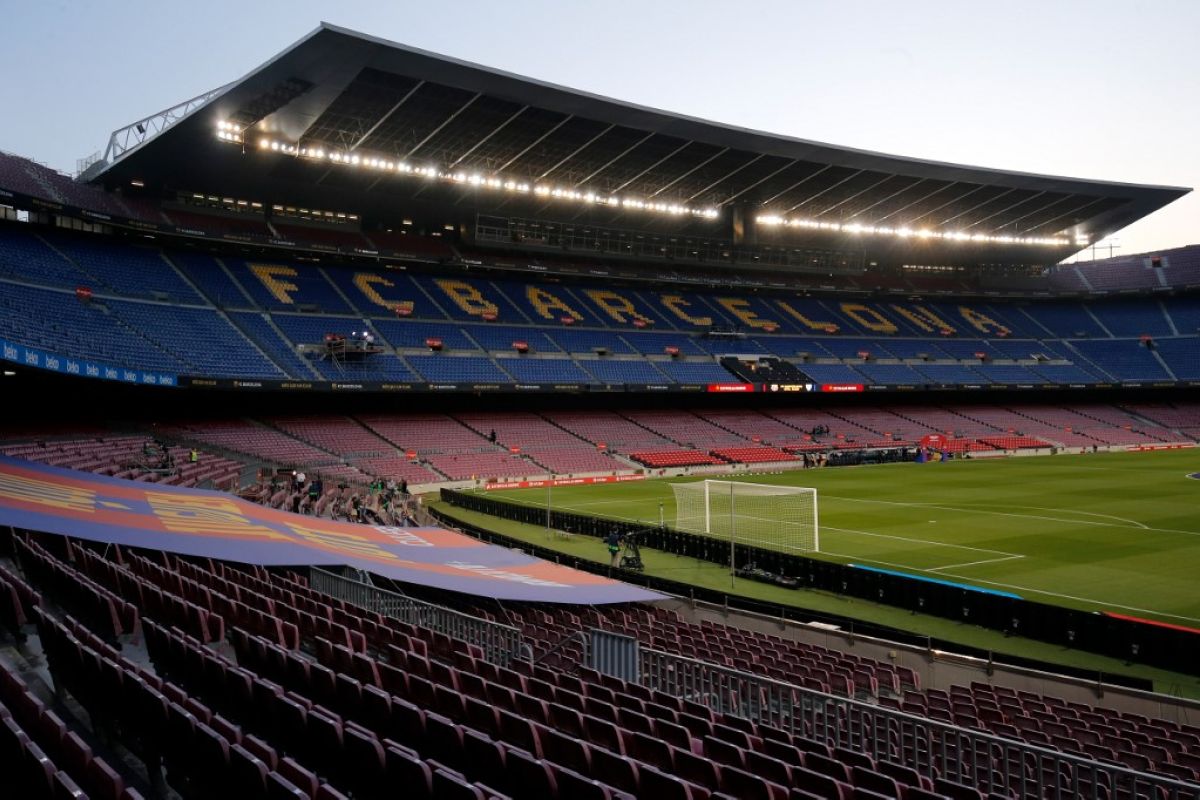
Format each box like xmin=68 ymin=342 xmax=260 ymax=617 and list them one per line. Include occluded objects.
xmin=477 ymin=449 xmax=1200 ymax=627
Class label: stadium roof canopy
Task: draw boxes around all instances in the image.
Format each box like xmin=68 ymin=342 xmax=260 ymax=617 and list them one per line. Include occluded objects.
xmin=87 ymin=23 xmax=1188 ymax=266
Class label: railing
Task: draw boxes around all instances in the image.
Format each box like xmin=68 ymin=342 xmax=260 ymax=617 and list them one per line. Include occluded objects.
xmin=309 ymin=567 xmax=528 ymax=666
xmin=636 ymin=647 xmax=1199 ymax=800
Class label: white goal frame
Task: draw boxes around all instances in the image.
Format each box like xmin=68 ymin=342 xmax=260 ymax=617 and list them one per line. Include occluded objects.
xmin=670 ymin=479 xmax=819 ymax=556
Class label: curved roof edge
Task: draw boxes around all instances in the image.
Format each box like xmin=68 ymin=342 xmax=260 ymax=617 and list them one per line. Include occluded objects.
xmin=309 ymin=22 xmax=1188 ymax=196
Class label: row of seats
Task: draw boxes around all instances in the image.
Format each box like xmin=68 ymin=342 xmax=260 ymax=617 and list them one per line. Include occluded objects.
xmin=2 ymin=402 xmax=1195 ymax=492
xmin=14 ymin=532 xmax=1195 ymax=800
xmin=5 ymin=529 xmax=1198 ymax=799
xmin=1 ymin=659 xmax=140 ymax=799
xmin=5 ymin=222 xmax=1200 ymax=384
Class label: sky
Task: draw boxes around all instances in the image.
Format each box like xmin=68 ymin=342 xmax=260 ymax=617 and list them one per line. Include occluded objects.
xmin=0 ymin=0 xmax=1196 ymax=261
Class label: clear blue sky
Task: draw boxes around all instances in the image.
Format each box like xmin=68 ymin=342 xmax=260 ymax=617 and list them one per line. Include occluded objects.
xmin=1 ymin=0 xmax=1196 ymax=259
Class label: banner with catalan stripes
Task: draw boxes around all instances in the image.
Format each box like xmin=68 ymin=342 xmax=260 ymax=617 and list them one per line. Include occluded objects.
xmin=0 ymin=456 xmax=662 ymax=604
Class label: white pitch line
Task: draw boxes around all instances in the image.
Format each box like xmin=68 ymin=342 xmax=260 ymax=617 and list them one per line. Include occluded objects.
xmin=823 ymin=494 xmax=1200 ymax=536
xmin=927 ymin=554 xmax=1025 ymax=573
xmin=822 ymin=525 xmax=1021 ymax=557
xmin=930 ymin=572 xmax=1200 ymax=625
xmin=822 ymin=553 xmax=1200 ymax=624
xmin=481 ymin=494 xmax=1196 ymax=624
xmin=936 ymin=503 xmax=1149 ymax=529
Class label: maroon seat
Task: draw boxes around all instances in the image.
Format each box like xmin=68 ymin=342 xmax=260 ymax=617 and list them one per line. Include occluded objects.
xmin=462 ymin=730 xmax=508 ymax=793
xmin=721 ymin=764 xmax=789 ymax=800
xmin=589 ymin=747 xmax=640 ymax=796
xmin=384 ymin=746 xmax=431 ymax=800
xmin=504 ymin=747 xmax=558 ymax=798
xmin=431 ymin=768 xmax=486 ymax=800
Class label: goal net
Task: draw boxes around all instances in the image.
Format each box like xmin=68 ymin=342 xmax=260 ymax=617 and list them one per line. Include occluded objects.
xmin=670 ymin=480 xmax=818 ymax=554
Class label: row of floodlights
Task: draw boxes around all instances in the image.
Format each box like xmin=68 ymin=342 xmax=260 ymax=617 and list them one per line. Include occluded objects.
xmin=756 ymin=216 xmax=1084 ymax=247
xmin=215 ymin=123 xmax=719 ymax=219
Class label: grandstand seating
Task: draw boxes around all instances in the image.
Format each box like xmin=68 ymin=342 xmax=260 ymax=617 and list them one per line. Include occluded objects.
xmin=577 ymin=358 xmax=670 ymax=384
xmin=455 ymin=413 xmax=625 ymax=475
xmin=226 ymin=311 xmax=317 ymax=379
xmin=0 ymin=228 xmax=99 ymax=286
xmin=109 ymin=301 xmax=287 ymax=378
xmin=545 ymin=328 xmax=638 ymax=354
xmin=3 ymin=223 xmax=1200 ymax=393
xmin=1020 ymin=302 xmax=1107 ymax=338
xmin=496 ymin=357 xmax=595 ymax=384
xmin=170 ymin=252 xmax=254 ymax=308
xmin=628 ymin=449 xmax=725 ymax=468
xmin=856 ymin=363 xmax=927 ymax=385
xmin=914 ymin=363 xmax=987 ymax=385
xmin=795 ymin=364 xmax=870 ymax=386
xmin=973 ymin=363 xmax=1043 ymax=384
xmin=710 ymin=446 xmax=797 ymax=464
xmin=0 ymin=435 xmax=243 ymax=489
xmin=0 ymin=282 xmax=191 ymax=373
xmin=372 ymin=320 xmax=479 ymax=350
xmin=53 ymin=237 xmax=201 ymax=303
xmin=652 ymin=360 xmax=740 ymax=384
xmin=405 ymin=355 xmax=512 ymax=383
xmin=1031 ymin=362 xmax=1103 ymax=385
xmin=4 ymin=527 xmax=1195 ymax=800
xmin=228 ymin=260 xmax=352 ymax=313
xmin=2 ymin=400 xmax=1194 ymax=492
xmin=1154 ymin=338 xmax=1200 ymax=380
xmin=623 ymin=410 xmax=747 ymax=449
xmin=1126 ymin=403 xmax=1200 ymax=438
xmin=1069 ymin=340 xmax=1172 ymax=382
xmin=699 ymin=409 xmax=814 ymax=447
xmin=545 ymin=411 xmax=676 ymax=453
xmin=1089 ymin=301 xmax=1174 ymax=337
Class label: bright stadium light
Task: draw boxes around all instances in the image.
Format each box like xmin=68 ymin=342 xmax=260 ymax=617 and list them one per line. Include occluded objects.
xmin=219 ymin=132 xmax=721 ymax=220
xmin=756 ymin=214 xmax=1071 ymax=246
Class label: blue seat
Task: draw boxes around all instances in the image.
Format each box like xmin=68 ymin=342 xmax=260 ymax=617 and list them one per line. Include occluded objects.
xmin=499 ymin=358 xmax=593 ymax=383
xmin=405 ymin=355 xmax=511 ymax=383
xmin=577 ymin=359 xmax=668 ymax=384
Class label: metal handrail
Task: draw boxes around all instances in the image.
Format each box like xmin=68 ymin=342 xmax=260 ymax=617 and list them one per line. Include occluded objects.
xmin=309 ymin=567 xmax=527 ymax=665
xmin=636 ymin=646 xmax=1199 ymax=800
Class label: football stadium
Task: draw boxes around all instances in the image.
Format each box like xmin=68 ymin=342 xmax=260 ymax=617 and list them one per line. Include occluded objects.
xmin=1 ymin=18 xmax=1199 ymax=800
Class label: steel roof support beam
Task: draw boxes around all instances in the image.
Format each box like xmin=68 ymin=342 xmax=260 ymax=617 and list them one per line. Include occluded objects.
xmin=960 ymin=191 xmax=1046 ymax=231
xmin=899 ymin=184 xmax=989 ymax=228
xmin=494 ymin=114 xmax=574 ymax=173
xmin=448 ymin=105 xmax=530 ymax=168
xmin=718 ymin=159 xmax=799 ymax=207
xmin=574 ymin=131 xmax=658 ymax=188
xmin=609 ymin=139 xmax=697 ymax=194
xmin=646 ymin=147 xmax=729 ymax=198
xmin=929 ymin=187 xmax=1016 ymax=228
xmin=988 ymin=193 xmax=1080 ymax=232
xmin=844 ymin=178 xmax=927 ymax=221
xmin=538 ymin=123 xmax=616 ymax=180
xmin=811 ymin=174 xmax=899 ymax=219
xmin=350 ymin=80 xmax=426 ymax=152
xmin=406 ymin=92 xmax=482 ymax=159
xmin=685 ymin=153 xmax=765 ymax=204
xmin=758 ymin=164 xmax=833 ymax=207
xmin=1021 ymin=196 xmax=1105 ymax=235
xmin=784 ymin=169 xmax=865 ymax=214
xmin=873 ymin=181 xmax=960 ymax=223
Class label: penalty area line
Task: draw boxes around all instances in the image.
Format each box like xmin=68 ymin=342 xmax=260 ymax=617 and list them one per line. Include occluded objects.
xmin=926 ymin=554 xmax=1025 ymax=573
xmin=821 ymin=525 xmax=1021 ymax=557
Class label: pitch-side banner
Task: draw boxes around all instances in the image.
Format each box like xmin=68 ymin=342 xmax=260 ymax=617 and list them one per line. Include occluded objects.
xmin=0 ymin=457 xmax=662 ymax=604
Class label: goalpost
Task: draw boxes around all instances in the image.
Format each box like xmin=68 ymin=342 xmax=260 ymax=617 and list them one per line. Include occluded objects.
xmin=669 ymin=480 xmax=819 ymax=556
